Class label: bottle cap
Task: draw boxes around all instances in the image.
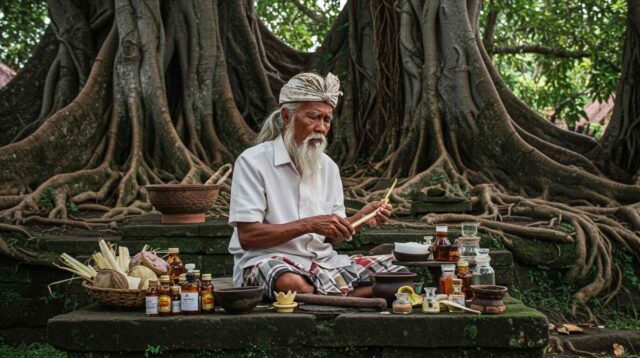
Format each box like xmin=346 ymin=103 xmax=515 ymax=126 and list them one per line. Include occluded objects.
xmin=185 ymin=263 xmax=195 ymax=272
xmin=193 ymin=269 xmax=201 ymax=275
xmin=436 ymin=226 xmax=448 ymax=233
xmin=202 ymin=273 xmax=212 ymax=280
xmin=148 ymin=279 xmax=158 ymax=285
xmin=456 ymin=260 xmax=469 ymax=267
xmin=168 ymin=248 xmax=180 ymax=254
xmin=440 ymin=263 xmax=455 ymax=272
xmin=160 ymin=275 xmax=170 ymax=282
xmin=475 ymin=255 xmax=491 ymax=263
xmin=170 ymin=285 xmax=180 ymax=292
xmin=452 ymin=278 xmax=462 ymax=285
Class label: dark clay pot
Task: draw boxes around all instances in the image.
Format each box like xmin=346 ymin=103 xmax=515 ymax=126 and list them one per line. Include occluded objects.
xmin=370 ymin=272 xmax=417 ymax=307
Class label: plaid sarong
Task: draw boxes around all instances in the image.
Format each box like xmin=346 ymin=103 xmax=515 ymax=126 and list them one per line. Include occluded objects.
xmin=242 ymin=254 xmax=408 ymax=301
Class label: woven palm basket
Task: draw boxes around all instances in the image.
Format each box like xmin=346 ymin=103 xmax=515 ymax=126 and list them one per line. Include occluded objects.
xmin=83 ymin=281 xmax=146 ymax=308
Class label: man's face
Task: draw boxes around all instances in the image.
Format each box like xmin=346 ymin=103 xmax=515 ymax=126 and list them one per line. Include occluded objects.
xmin=282 ymin=101 xmax=333 ymax=144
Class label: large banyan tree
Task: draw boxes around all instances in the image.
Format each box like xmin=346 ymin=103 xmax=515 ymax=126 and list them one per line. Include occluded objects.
xmin=0 ymin=0 xmax=639 ymax=316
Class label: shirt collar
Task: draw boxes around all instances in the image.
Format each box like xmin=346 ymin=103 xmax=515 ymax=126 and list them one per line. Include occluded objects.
xmin=272 ymin=134 xmax=324 ymax=170
xmin=273 ymin=134 xmax=292 ymax=166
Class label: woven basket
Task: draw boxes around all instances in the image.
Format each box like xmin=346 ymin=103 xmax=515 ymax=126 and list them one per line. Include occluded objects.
xmin=83 ymin=281 xmax=146 ymax=309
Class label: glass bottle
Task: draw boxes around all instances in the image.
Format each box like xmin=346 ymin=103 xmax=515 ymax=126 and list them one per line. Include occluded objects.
xmin=422 ymin=287 xmax=440 ymax=314
xmin=472 ymin=255 xmax=495 ymax=285
xmin=392 ymin=293 xmax=412 ymax=314
xmin=158 ymin=275 xmax=172 ymax=317
xmin=194 ymin=270 xmax=202 ymax=288
xmin=180 ymin=263 xmax=200 ymax=315
xmin=433 ymin=226 xmax=450 ymax=261
xmin=448 ymin=278 xmax=466 ymax=312
xmin=200 ymin=273 xmax=214 ymax=314
xmin=456 ymin=260 xmax=473 ymax=300
xmin=171 ymin=285 xmax=181 ymax=315
xmin=439 ymin=264 xmax=456 ymax=294
xmin=167 ymin=248 xmax=185 ymax=285
xmin=145 ymin=279 xmax=159 ymax=317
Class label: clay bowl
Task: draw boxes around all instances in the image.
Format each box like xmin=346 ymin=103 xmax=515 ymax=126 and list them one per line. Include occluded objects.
xmin=370 ymin=272 xmax=417 ymax=308
xmin=146 ymin=184 xmax=219 ymax=224
xmin=470 ymin=285 xmax=508 ymax=314
xmin=213 ymin=286 xmax=265 ymax=314
xmin=392 ymin=251 xmax=430 ymax=262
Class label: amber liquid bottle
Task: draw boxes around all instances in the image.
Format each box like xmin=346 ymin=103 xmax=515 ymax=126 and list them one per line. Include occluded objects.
xmin=456 ymin=260 xmax=473 ymax=299
xmin=167 ymin=248 xmax=185 ymax=285
xmin=433 ymin=226 xmax=451 ymax=261
xmin=158 ymin=275 xmax=172 ymax=317
xmin=181 ymin=264 xmax=200 ymax=315
xmin=200 ymin=274 xmax=214 ymax=314
xmin=171 ymin=286 xmax=181 ymax=315
xmin=145 ymin=279 xmax=159 ymax=317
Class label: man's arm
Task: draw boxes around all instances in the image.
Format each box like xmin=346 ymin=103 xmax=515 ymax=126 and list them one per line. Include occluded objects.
xmin=237 ymin=215 xmax=354 ymax=251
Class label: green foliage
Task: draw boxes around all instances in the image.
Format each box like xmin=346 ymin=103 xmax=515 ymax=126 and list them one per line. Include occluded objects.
xmin=0 ymin=341 xmax=66 ymax=358
xmin=256 ymin=0 xmax=343 ymax=52
xmin=38 ymin=187 xmax=53 ymax=209
xmin=0 ymin=0 xmax=49 ymax=69
xmin=144 ymin=344 xmax=163 ymax=357
xmin=482 ymin=0 xmax=626 ymax=129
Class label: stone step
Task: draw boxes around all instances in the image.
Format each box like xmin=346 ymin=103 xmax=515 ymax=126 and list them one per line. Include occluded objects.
xmin=47 ymin=297 xmax=548 ymax=358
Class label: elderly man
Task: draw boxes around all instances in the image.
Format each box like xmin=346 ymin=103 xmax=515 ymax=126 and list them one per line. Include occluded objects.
xmin=228 ymin=72 xmax=407 ymax=300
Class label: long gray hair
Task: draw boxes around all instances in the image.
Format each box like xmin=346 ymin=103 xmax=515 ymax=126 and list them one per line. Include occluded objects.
xmin=255 ymin=102 xmax=303 ymax=144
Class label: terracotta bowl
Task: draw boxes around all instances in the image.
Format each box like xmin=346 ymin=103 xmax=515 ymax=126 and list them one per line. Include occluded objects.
xmin=470 ymin=285 xmax=508 ymax=314
xmin=213 ymin=286 xmax=265 ymax=314
xmin=146 ymin=184 xmax=219 ymax=224
xmin=370 ymin=272 xmax=417 ymax=307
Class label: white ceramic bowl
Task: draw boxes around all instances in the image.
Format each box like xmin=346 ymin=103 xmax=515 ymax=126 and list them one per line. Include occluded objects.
xmin=394 ymin=242 xmax=430 ymax=255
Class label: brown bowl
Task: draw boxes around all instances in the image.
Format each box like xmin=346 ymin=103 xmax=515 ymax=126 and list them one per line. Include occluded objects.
xmin=213 ymin=286 xmax=265 ymax=314
xmin=392 ymin=251 xmax=430 ymax=262
xmin=146 ymin=184 xmax=219 ymax=224
xmin=470 ymin=285 xmax=508 ymax=314
xmin=370 ymin=272 xmax=417 ymax=307
xmin=470 ymin=285 xmax=508 ymax=299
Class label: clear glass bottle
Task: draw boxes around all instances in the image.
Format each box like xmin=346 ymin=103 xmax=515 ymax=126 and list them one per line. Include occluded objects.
xmin=455 ymin=260 xmax=473 ymax=300
xmin=433 ymin=226 xmax=451 ymax=261
xmin=200 ymin=273 xmax=214 ymax=314
xmin=180 ymin=263 xmax=200 ymax=315
xmin=167 ymin=248 xmax=185 ymax=285
xmin=158 ymin=275 xmax=172 ymax=317
xmin=171 ymin=285 xmax=181 ymax=314
xmin=422 ymin=287 xmax=439 ymax=314
xmin=472 ymin=255 xmax=495 ymax=285
xmin=392 ymin=293 xmax=412 ymax=314
xmin=145 ymin=279 xmax=159 ymax=317
xmin=439 ymin=264 xmax=456 ymax=294
xmin=448 ymin=279 xmax=466 ymax=312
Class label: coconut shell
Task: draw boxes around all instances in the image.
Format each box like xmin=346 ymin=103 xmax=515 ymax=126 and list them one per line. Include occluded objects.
xmin=93 ymin=269 xmax=129 ymax=289
xmin=128 ymin=265 xmax=158 ymax=289
xmin=141 ymin=252 xmax=170 ymax=275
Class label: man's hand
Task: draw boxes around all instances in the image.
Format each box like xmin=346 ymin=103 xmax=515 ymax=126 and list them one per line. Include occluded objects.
xmin=306 ymin=214 xmax=355 ymax=243
xmin=355 ymin=200 xmax=393 ymax=228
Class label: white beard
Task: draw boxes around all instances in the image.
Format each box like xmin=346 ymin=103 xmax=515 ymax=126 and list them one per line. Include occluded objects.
xmin=283 ymin=124 xmax=327 ymax=177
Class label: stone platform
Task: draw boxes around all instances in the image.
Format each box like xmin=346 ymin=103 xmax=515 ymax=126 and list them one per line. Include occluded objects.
xmin=47 ymin=297 xmax=548 ymax=357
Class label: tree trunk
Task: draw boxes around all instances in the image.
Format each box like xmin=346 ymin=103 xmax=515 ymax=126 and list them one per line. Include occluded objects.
xmin=0 ymin=0 xmax=638 ymax=313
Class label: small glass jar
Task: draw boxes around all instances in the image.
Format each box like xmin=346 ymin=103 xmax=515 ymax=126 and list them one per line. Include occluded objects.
xmin=392 ymin=293 xmax=413 ymax=314
xmin=456 ymin=260 xmax=473 ymax=300
xmin=472 ymin=255 xmax=495 ymax=285
xmin=422 ymin=287 xmax=439 ymax=314
xmin=455 ymin=236 xmax=480 ymax=263
xmin=461 ymin=222 xmax=479 ymax=237
xmin=439 ymin=264 xmax=456 ymax=294
xmin=448 ymin=278 xmax=466 ymax=312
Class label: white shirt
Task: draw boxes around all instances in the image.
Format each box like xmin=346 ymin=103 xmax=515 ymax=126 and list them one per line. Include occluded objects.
xmin=227 ymin=134 xmax=351 ymax=287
